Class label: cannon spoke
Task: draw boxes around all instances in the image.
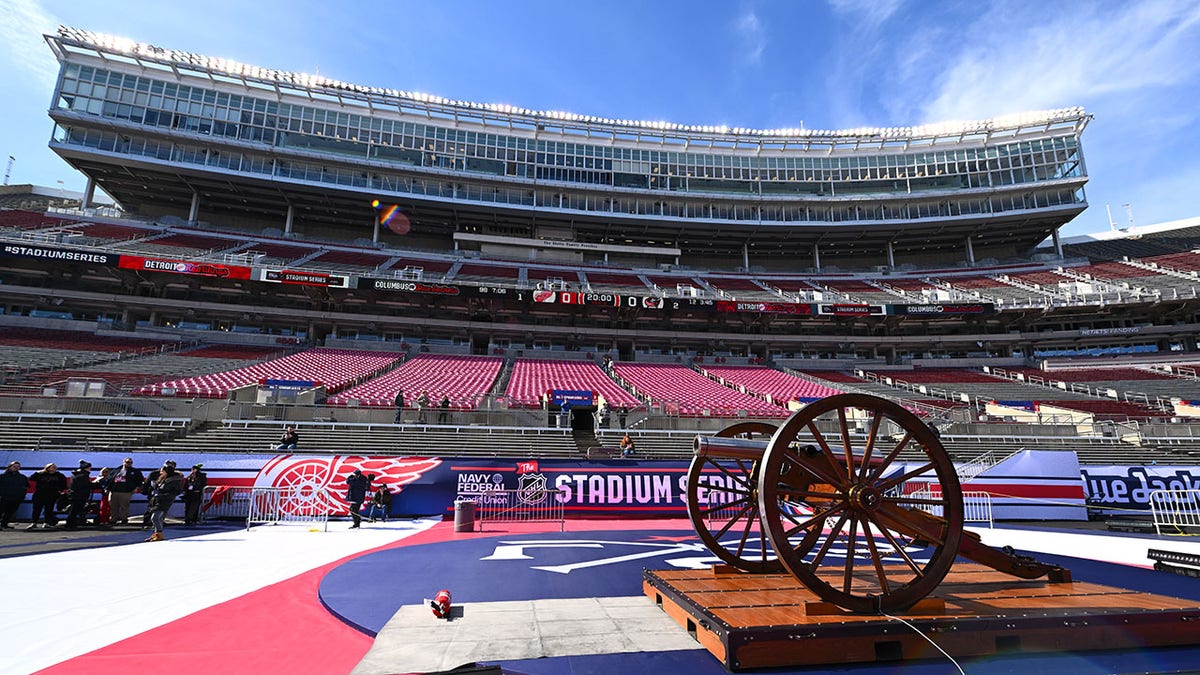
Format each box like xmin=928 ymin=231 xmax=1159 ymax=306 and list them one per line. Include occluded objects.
xmin=705 ymin=496 xmax=751 ymax=529
xmin=865 ymin=430 xmax=913 ymax=485
xmin=876 ymin=461 xmax=936 ymax=493
xmin=842 ymin=515 xmax=860 ymax=594
xmin=866 ymin=513 xmax=925 ymax=576
xmin=709 ymin=458 xmax=753 ymax=491
xmin=861 ymin=520 xmax=891 ymax=594
xmin=837 ymin=407 xmax=855 ymax=479
xmin=806 ymin=511 xmax=850 ymax=569
xmin=787 ymin=430 xmax=847 ymax=489
xmin=782 ymin=501 xmax=845 ymax=540
xmin=857 ymin=413 xmax=884 ymax=482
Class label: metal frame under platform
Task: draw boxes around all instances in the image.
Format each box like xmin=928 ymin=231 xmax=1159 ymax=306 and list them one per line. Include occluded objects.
xmin=643 ymin=564 xmax=1200 ymax=671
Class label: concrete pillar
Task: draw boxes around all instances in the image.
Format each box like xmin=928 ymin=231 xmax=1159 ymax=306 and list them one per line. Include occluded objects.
xmin=188 ymin=192 xmax=200 ymax=223
xmin=372 ymin=213 xmax=380 ymax=244
xmin=886 ymin=241 xmax=895 ymax=269
xmin=285 ymin=204 xmax=295 ymax=236
xmin=1052 ymin=228 xmax=1063 ymax=258
xmin=813 ymin=243 xmax=821 ymax=272
xmin=742 ymin=243 xmax=750 ymax=271
xmin=965 ymin=235 xmax=975 ymax=265
xmin=81 ymin=176 xmax=96 ymax=209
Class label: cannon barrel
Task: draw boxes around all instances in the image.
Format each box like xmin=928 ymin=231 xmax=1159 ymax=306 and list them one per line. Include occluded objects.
xmin=694 ymin=434 xmax=770 ymax=461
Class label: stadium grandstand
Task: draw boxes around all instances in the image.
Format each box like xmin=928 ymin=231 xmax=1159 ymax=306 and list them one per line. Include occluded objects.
xmin=3 ymin=24 xmax=1200 ymax=477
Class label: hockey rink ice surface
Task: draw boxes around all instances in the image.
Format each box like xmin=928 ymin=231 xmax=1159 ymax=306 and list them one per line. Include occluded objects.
xmin=4 ymin=518 xmax=1200 ymax=675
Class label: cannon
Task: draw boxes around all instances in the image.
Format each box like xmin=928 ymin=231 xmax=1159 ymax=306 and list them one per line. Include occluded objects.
xmin=686 ymin=393 xmax=1069 ymax=614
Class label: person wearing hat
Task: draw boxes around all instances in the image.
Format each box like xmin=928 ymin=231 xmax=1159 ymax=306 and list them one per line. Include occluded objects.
xmin=182 ymin=464 xmax=208 ymax=526
xmin=106 ymin=457 xmax=145 ymax=526
xmin=64 ymin=460 xmax=93 ymax=530
xmin=345 ymin=468 xmax=370 ymax=529
xmin=0 ymin=461 xmax=29 ymax=529
xmin=145 ymin=460 xmax=184 ymax=542
xmin=27 ymin=463 xmax=67 ymax=529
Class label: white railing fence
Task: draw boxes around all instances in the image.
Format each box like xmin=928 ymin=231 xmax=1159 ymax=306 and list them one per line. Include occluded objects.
xmin=910 ymin=489 xmax=994 ymax=528
xmin=1150 ymin=489 xmax=1200 ymax=537
xmin=246 ymin=486 xmax=332 ymax=531
xmin=465 ymin=489 xmax=565 ymax=531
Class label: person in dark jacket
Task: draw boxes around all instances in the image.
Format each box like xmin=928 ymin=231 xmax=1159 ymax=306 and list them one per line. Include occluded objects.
xmin=367 ymin=484 xmax=392 ymax=523
xmin=64 ymin=460 xmax=94 ymax=530
xmin=393 ymin=388 xmax=405 ymax=423
xmin=438 ymin=395 xmax=451 ymax=424
xmin=276 ymin=425 xmax=300 ymax=450
xmin=0 ymin=461 xmax=29 ymax=529
xmin=139 ymin=468 xmax=160 ymax=528
xmin=145 ymin=460 xmax=183 ymax=542
xmin=106 ymin=457 xmax=145 ymax=526
xmin=182 ymin=464 xmax=208 ymax=525
xmin=346 ymin=468 xmax=370 ymax=529
xmin=27 ymin=463 xmax=67 ymax=529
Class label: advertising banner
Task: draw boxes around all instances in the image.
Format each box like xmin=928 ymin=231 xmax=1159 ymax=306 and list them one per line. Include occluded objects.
xmin=1 ymin=243 xmax=116 ymax=265
xmin=891 ymin=303 xmax=993 ymax=316
xmin=260 ymin=269 xmax=350 ymax=288
xmin=118 ymin=255 xmax=252 ymax=279
xmin=1080 ymin=465 xmax=1200 ymax=512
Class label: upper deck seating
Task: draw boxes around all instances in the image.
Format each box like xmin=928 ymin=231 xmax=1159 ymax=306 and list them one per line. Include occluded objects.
xmin=70 ymin=222 xmax=151 ymax=243
xmin=1011 ymin=367 xmax=1176 ymax=383
xmin=700 ymin=365 xmax=844 ymax=404
xmin=242 ymin=242 xmax=320 ymax=264
xmin=526 ymin=268 xmax=583 ymax=288
xmin=453 ymin=263 xmax=521 ymax=283
xmin=307 ymin=249 xmax=391 ymax=270
xmin=1143 ymin=252 xmax=1200 ymax=272
xmin=612 ymin=363 xmax=787 ymax=417
xmin=863 ymin=368 xmax=1007 ymax=384
xmin=1037 ymin=399 xmax=1171 ymax=421
xmin=504 ymin=359 xmax=641 ymax=409
xmin=1072 ymin=261 xmax=1161 ymax=280
xmin=1007 ymin=270 xmax=1073 ymax=287
xmin=583 ymin=272 xmax=650 ymax=292
xmin=327 ymin=353 xmax=503 ymax=408
xmin=132 ymin=348 xmax=402 ymax=398
xmin=0 ymin=210 xmax=71 ymax=231
xmin=382 ymin=256 xmax=455 ymax=277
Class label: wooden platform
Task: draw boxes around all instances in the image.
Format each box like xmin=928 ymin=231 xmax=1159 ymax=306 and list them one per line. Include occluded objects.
xmin=643 ymin=564 xmax=1200 ymax=671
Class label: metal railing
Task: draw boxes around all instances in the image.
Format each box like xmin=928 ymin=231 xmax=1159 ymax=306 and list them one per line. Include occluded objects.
xmin=246 ymin=486 xmax=331 ymax=531
xmin=1150 ymin=489 xmax=1200 ymax=536
xmin=466 ymin=488 xmax=565 ymax=531
xmin=910 ymin=489 xmax=994 ymax=527
xmin=200 ymin=486 xmax=254 ymax=521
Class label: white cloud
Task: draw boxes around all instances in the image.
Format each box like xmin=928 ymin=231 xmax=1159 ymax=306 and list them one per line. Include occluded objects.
xmin=827 ymin=0 xmax=905 ymax=29
xmin=735 ymin=10 xmax=766 ymax=66
xmin=916 ymin=0 xmax=1200 ymax=123
xmin=0 ymin=0 xmax=61 ymax=88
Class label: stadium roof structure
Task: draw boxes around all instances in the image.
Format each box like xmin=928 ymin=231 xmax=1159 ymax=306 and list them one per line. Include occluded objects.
xmin=45 ymin=27 xmax=1092 ymax=271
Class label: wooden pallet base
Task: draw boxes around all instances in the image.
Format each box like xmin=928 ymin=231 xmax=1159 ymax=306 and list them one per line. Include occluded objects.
xmin=643 ymin=564 xmax=1200 ymax=671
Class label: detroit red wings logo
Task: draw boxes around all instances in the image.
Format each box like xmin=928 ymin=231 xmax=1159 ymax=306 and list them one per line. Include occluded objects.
xmin=255 ymin=455 xmax=442 ymax=515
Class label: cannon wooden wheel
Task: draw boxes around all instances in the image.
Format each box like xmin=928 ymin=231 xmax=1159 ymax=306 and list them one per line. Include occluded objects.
xmin=686 ymin=421 xmax=783 ymax=573
xmin=757 ymin=394 xmax=963 ymax=613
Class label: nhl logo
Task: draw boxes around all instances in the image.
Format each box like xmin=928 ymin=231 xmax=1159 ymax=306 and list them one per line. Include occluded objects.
xmin=517 ymin=473 xmax=548 ymax=505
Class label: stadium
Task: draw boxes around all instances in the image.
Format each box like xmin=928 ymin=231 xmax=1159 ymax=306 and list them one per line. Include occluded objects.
xmin=2 ymin=25 xmax=1200 ymax=675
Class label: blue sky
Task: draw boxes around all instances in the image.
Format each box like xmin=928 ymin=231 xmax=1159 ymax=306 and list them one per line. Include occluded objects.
xmin=2 ymin=0 xmax=1198 ymax=237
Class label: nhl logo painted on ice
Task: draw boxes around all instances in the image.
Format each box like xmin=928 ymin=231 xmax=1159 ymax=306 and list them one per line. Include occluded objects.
xmin=517 ymin=473 xmax=549 ymax=505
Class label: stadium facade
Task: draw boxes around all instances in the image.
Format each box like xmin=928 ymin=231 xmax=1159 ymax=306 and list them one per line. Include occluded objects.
xmin=46 ymin=27 xmax=1089 ymax=271
xmin=2 ymin=26 xmax=1196 ymax=364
